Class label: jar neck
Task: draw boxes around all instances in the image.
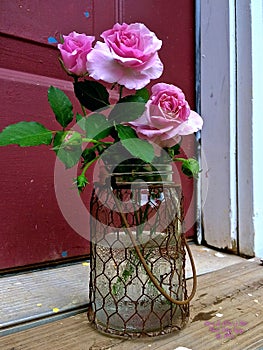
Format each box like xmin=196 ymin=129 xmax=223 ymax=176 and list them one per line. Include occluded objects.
xmin=105 ymin=163 xmax=174 ymax=187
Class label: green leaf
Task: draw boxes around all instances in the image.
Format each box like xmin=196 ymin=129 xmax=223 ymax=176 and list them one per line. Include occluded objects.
xmin=81 ymin=147 xmax=96 ymax=165
xmin=121 ymin=139 xmax=154 ymax=163
xmin=116 ymin=124 xmax=137 ymax=139
xmin=74 ymin=80 xmax=110 ymax=111
xmin=176 ymin=157 xmax=200 ymax=179
xmin=166 ymin=143 xmax=181 ymax=159
xmin=119 ymin=94 xmax=146 ymax=104
xmin=53 ymin=131 xmax=82 ymax=168
xmin=135 ymin=87 xmax=149 ymax=102
xmin=0 ymin=121 xmax=52 ymax=146
xmin=52 ymin=131 xmax=82 ymax=150
xmin=85 ymin=113 xmax=113 ymax=140
xmin=48 ymin=86 xmax=73 ymax=128
xmin=108 ymin=99 xmax=145 ymax=123
xmin=116 ymin=125 xmax=154 ymax=163
xmin=76 ymin=113 xmax=86 ymax=130
xmin=171 ymin=143 xmax=181 ymax=155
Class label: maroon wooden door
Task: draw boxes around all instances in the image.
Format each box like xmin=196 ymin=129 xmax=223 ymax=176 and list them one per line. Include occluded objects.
xmin=0 ymin=0 xmax=196 ymax=271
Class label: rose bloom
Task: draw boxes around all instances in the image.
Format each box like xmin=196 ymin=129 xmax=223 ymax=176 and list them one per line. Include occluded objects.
xmin=86 ymin=22 xmax=163 ymax=90
xmin=58 ymin=31 xmax=95 ymax=76
xmin=129 ymin=83 xmax=203 ymax=150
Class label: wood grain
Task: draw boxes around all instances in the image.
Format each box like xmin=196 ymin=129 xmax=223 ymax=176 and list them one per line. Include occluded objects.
xmin=0 ymin=260 xmax=262 ymax=350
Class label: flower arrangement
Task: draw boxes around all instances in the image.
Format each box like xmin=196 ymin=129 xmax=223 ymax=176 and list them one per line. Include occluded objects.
xmin=0 ymin=22 xmax=203 ymax=192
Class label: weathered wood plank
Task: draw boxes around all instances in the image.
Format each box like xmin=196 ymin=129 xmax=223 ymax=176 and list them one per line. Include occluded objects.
xmin=0 ymin=260 xmax=262 ymax=350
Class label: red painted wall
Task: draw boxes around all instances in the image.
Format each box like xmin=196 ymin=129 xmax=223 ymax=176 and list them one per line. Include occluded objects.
xmin=0 ymin=0 xmax=196 ymax=270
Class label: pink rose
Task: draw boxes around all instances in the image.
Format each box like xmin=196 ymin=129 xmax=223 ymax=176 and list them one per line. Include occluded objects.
xmin=129 ymin=83 xmax=203 ymax=149
xmin=58 ymin=31 xmax=95 ymax=76
xmin=86 ymin=23 xmax=163 ymax=90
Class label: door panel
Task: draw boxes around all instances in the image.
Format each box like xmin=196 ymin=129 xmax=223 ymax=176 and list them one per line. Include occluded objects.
xmin=0 ymin=0 xmax=196 ymax=270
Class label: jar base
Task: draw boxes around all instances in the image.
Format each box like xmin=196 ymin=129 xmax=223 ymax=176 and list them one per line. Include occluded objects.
xmin=87 ymin=304 xmax=189 ymax=338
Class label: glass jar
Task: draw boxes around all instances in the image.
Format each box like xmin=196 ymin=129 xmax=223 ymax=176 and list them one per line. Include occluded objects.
xmin=88 ymin=162 xmax=191 ymax=337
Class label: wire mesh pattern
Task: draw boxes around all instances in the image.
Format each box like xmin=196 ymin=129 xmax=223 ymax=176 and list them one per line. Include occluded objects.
xmin=88 ymin=166 xmax=190 ymax=337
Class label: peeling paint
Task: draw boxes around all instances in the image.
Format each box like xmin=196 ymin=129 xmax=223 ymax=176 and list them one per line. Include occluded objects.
xmin=61 ymin=251 xmax=68 ymax=258
xmin=47 ymin=37 xmax=57 ymax=44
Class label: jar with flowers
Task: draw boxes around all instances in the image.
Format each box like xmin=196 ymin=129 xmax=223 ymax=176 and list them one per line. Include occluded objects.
xmin=0 ymin=22 xmax=203 ymax=337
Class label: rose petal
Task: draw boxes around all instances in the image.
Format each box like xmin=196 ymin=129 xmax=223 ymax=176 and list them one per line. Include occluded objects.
xmin=58 ymin=31 xmax=94 ymax=76
xmin=175 ymin=111 xmax=203 ymax=135
xmin=87 ymin=42 xmax=124 ymax=83
xmin=92 ymin=22 xmax=163 ymax=89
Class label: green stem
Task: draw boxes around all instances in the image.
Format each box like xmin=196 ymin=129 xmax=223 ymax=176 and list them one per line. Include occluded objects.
xmin=82 ymin=138 xmax=113 ymax=145
xmin=58 ymin=57 xmax=77 ymax=78
xmin=81 ymin=156 xmax=100 ymax=177
xmin=174 ymin=157 xmax=186 ymax=162
xmin=119 ymin=84 xmax=124 ymax=100
xmin=80 ymin=104 xmax=87 ymax=116
xmin=72 ymin=76 xmax=86 ymax=116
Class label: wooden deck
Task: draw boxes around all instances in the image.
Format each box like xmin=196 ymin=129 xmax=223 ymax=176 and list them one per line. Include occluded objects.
xmin=0 ymin=259 xmax=262 ymax=350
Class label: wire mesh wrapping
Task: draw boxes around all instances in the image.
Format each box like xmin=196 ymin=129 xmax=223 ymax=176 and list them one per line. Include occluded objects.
xmin=88 ymin=163 xmax=195 ymax=337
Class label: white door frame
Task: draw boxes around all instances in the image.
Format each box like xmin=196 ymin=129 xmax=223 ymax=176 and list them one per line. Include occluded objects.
xmin=199 ymin=0 xmax=263 ymax=257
